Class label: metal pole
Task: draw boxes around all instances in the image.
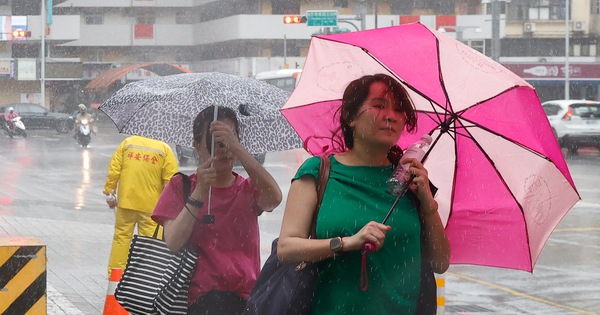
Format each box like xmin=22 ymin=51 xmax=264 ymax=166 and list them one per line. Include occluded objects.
xmin=41 ymin=0 xmax=46 ymax=108
xmin=491 ymin=0 xmax=501 ymax=61
xmin=565 ymin=0 xmax=570 ymax=100
xmin=283 ymin=34 xmax=287 ymax=69
xmin=373 ymin=0 xmax=377 ymax=29
xmin=360 ymin=13 xmax=365 ymax=30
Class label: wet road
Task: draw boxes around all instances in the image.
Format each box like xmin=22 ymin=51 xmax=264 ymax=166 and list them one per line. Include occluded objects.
xmin=0 ymin=124 xmax=599 ymax=314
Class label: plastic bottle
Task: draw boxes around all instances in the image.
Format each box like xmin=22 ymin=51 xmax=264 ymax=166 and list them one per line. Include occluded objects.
xmin=386 ymin=134 xmax=433 ymax=196
xmin=106 ymin=190 xmax=117 ymax=209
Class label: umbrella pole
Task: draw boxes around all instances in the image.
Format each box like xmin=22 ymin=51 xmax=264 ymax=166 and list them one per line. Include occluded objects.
xmin=381 ymin=138 xmax=438 ymax=224
xmin=381 ymin=174 xmax=415 ymax=225
xmin=202 ymin=106 xmax=218 ymax=224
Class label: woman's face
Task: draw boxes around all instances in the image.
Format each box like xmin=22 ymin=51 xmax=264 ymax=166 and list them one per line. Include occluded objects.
xmin=350 ymin=81 xmax=406 ymax=148
xmin=195 ymin=118 xmax=238 ymax=171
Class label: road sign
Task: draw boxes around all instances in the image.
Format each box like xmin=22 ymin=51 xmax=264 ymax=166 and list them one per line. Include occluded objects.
xmin=306 ymin=10 xmax=338 ymax=27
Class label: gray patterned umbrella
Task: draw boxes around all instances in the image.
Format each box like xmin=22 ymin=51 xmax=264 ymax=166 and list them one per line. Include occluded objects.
xmin=99 ymin=72 xmax=303 ymax=154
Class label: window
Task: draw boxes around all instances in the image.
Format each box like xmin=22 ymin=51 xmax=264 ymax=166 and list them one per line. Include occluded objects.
xmin=572 ymin=104 xmax=600 ymax=117
xmin=91 ymin=49 xmax=104 ymax=62
xmin=175 ymin=11 xmax=192 ymax=24
xmin=543 ymin=104 xmax=562 ymax=116
xmin=84 ymin=14 xmax=103 ymax=25
xmin=138 ymin=50 xmax=155 ymax=62
xmin=272 ymin=0 xmax=300 ymax=14
xmin=333 ymin=0 xmax=348 ymax=8
xmin=469 ymin=40 xmax=486 ymax=55
xmin=28 ymin=104 xmax=47 ymax=114
xmin=573 ymin=44 xmax=581 ymax=56
xmin=527 ymin=0 xmax=566 ymax=20
xmin=136 ymin=15 xmax=155 ymax=24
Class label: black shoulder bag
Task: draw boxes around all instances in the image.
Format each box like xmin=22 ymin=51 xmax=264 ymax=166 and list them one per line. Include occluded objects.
xmin=243 ymin=156 xmax=331 ymax=315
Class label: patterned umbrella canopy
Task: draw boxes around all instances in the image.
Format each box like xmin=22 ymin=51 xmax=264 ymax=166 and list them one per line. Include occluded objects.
xmin=100 ymin=72 xmax=302 ymax=154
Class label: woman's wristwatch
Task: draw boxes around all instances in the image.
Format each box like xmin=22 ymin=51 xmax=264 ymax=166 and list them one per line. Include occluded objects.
xmin=330 ymin=237 xmax=344 ymax=253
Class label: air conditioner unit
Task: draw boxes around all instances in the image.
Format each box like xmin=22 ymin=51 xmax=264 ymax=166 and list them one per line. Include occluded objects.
xmin=573 ymin=20 xmax=586 ymax=32
xmin=523 ymin=22 xmax=536 ymax=33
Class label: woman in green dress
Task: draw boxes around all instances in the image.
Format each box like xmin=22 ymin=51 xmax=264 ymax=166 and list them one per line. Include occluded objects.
xmin=277 ymin=74 xmax=450 ymax=314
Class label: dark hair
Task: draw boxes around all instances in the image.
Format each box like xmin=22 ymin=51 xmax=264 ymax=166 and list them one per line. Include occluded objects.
xmin=339 ymin=73 xmax=417 ymax=151
xmin=192 ymin=106 xmax=240 ymax=153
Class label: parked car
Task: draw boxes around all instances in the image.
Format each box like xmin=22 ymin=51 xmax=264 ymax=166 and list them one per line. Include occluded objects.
xmin=175 ymin=144 xmax=266 ymax=165
xmin=0 ymin=103 xmax=75 ymax=133
xmin=542 ymin=99 xmax=600 ymax=153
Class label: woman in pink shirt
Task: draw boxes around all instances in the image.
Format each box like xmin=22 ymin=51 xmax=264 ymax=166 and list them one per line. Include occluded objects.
xmin=152 ymin=106 xmax=282 ymax=315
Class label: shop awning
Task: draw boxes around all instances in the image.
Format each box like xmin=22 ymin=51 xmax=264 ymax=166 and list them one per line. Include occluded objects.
xmin=85 ymin=63 xmax=192 ymax=94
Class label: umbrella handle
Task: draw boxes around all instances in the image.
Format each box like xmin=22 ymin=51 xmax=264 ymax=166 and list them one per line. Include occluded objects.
xmin=362 ymin=242 xmax=375 ymax=253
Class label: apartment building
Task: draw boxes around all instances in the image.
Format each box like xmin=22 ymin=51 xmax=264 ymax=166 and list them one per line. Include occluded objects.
xmin=0 ymin=0 xmax=598 ymax=111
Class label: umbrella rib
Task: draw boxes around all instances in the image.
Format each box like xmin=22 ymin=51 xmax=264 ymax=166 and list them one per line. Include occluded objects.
xmin=457 ymin=115 xmax=551 ymax=161
xmin=458 ymin=122 xmax=534 ymax=266
xmin=459 ymin=120 xmax=526 ymax=216
xmin=457 ymin=85 xmax=524 ymax=113
xmin=360 ymin=49 xmax=448 ymax=113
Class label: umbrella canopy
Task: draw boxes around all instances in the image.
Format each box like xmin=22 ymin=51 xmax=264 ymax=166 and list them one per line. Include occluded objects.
xmin=281 ymin=23 xmax=580 ymax=272
xmin=100 ymin=72 xmax=302 ymax=154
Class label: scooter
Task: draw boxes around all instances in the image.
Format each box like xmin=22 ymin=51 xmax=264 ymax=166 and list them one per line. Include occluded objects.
xmin=4 ymin=116 xmax=27 ymax=138
xmin=77 ymin=118 xmax=91 ymax=148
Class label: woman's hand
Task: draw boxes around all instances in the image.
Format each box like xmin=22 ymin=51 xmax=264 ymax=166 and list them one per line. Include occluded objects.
xmin=192 ymin=157 xmax=216 ymax=198
xmin=401 ymin=158 xmax=435 ymax=205
xmin=343 ymin=221 xmax=391 ymax=252
xmin=209 ymin=121 xmax=243 ymax=157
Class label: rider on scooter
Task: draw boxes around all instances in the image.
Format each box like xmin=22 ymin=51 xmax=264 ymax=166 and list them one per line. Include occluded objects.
xmin=5 ymin=107 xmax=18 ymax=131
xmin=74 ymin=104 xmax=93 ymax=139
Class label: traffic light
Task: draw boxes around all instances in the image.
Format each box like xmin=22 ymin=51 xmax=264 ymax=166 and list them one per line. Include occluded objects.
xmin=12 ymin=30 xmax=31 ymax=39
xmin=283 ymin=15 xmax=307 ymax=24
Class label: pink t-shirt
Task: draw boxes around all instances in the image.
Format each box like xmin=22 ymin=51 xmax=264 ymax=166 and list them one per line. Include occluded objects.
xmin=152 ymin=172 xmax=261 ymax=304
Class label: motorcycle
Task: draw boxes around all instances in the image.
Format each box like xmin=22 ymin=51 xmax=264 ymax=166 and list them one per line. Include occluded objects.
xmin=4 ymin=116 xmax=27 ymax=138
xmin=77 ymin=118 xmax=92 ymax=148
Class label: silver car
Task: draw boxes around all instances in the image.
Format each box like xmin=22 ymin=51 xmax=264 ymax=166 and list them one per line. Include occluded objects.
xmin=542 ymin=99 xmax=600 ymax=153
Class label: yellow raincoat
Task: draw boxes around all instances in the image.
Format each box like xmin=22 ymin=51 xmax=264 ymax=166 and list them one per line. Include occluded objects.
xmin=103 ymin=136 xmax=178 ymax=277
xmin=103 ymin=136 xmax=178 ymax=212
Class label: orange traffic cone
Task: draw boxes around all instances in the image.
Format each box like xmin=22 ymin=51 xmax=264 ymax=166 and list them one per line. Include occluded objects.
xmin=103 ymin=268 xmax=129 ymax=315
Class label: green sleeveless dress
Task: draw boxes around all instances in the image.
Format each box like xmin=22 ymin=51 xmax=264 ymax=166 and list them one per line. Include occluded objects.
xmin=293 ymin=156 xmax=422 ymax=315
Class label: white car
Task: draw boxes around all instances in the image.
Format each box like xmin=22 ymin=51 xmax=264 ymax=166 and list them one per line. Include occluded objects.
xmin=542 ymin=99 xmax=600 ymax=153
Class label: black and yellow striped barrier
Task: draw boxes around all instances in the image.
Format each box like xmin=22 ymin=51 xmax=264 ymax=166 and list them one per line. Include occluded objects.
xmin=0 ymin=237 xmax=47 ymax=315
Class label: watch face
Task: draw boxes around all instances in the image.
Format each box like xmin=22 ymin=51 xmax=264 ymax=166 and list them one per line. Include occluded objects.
xmin=330 ymin=237 xmax=342 ymax=252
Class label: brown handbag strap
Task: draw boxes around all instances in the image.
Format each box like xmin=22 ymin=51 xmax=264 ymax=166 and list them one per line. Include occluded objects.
xmin=310 ymin=155 xmax=331 ymax=239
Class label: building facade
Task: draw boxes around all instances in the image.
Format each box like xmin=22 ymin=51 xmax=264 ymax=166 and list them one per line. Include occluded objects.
xmin=0 ymin=0 xmax=598 ymax=112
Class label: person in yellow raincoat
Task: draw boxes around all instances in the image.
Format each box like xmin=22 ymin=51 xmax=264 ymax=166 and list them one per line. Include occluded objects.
xmin=103 ymin=135 xmax=178 ymax=277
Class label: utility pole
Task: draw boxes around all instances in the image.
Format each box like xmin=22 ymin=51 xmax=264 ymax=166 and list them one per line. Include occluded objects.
xmin=40 ymin=0 xmax=46 ymax=108
xmin=491 ymin=0 xmax=501 ymax=61
xmin=565 ymin=0 xmax=570 ymax=100
xmin=354 ymin=0 xmax=367 ymax=30
xmin=283 ymin=34 xmax=287 ymax=69
xmin=373 ymin=0 xmax=377 ymax=29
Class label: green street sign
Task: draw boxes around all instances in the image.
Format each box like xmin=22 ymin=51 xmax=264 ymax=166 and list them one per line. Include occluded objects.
xmin=306 ymin=10 xmax=338 ymax=27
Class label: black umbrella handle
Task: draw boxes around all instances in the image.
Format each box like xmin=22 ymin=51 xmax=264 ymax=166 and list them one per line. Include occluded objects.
xmin=362 ymin=174 xmax=415 ymax=254
xmin=382 ymin=173 xmax=415 ymax=224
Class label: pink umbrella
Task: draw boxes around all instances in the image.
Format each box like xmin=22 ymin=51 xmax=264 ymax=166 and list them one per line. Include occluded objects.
xmin=281 ymin=23 xmax=580 ymax=272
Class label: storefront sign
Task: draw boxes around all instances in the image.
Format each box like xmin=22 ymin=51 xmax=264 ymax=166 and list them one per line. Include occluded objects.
xmin=0 ymin=60 xmax=12 ymax=78
xmin=17 ymin=59 xmax=37 ymax=80
xmin=503 ymin=63 xmax=600 ymax=80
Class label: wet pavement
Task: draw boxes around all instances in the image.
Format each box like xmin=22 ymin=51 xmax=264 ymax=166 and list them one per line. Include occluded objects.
xmin=0 ymin=123 xmax=599 ymax=314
